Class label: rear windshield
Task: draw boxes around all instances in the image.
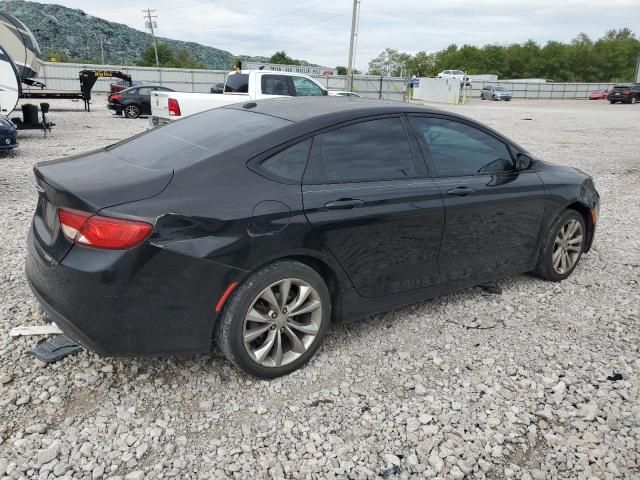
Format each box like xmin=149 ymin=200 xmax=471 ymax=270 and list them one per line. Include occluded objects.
xmin=107 ymin=109 xmax=291 ymax=169
xmin=225 ymin=74 xmax=249 ymax=93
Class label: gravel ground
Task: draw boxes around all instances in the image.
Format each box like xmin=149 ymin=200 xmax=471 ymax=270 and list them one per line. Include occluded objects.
xmin=0 ymin=97 xmax=638 ymax=480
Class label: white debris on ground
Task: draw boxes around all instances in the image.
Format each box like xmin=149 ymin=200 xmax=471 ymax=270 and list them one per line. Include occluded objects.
xmin=0 ymin=97 xmax=638 ymax=479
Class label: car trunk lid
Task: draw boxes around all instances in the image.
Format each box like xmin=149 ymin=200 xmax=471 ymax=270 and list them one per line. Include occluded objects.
xmin=32 ymin=149 xmax=173 ymax=261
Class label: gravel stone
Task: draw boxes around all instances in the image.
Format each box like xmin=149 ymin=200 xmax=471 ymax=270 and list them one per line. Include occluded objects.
xmin=0 ymin=98 xmax=638 ymax=478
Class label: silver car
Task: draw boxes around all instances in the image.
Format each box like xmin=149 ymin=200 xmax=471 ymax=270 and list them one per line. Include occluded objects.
xmin=481 ymin=85 xmax=512 ymax=101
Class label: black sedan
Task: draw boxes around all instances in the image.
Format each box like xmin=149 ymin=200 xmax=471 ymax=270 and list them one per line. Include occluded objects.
xmin=108 ymin=85 xmax=174 ymax=118
xmin=0 ymin=115 xmax=17 ymax=151
xmin=607 ymin=84 xmax=640 ymax=104
xmin=26 ymin=98 xmax=600 ymax=378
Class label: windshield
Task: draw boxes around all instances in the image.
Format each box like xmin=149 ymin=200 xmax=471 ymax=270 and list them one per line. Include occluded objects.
xmin=494 ymin=86 xmax=505 ymax=91
xmin=107 ymin=109 xmax=291 ymax=169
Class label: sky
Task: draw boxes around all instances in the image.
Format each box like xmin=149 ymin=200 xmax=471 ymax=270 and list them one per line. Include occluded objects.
xmin=36 ymin=0 xmax=639 ymax=70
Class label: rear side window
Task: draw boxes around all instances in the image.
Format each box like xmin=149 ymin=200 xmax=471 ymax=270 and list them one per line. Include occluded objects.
xmin=412 ymin=117 xmax=514 ymax=176
xmin=307 ymin=118 xmax=417 ymax=183
xmin=107 ymin=109 xmax=291 ymax=170
xmin=261 ymin=75 xmax=292 ymax=96
xmin=259 ymin=138 xmax=312 ymax=181
xmin=225 ymin=74 xmax=249 ymax=93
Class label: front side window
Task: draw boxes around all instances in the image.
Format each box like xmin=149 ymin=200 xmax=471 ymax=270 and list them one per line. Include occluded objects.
xmin=412 ymin=117 xmax=514 ymax=176
xmin=308 ymin=118 xmax=417 ymax=183
xmin=261 ymin=75 xmax=292 ymax=96
xmin=259 ymin=138 xmax=312 ymax=182
xmin=292 ymin=76 xmax=325 ymax=96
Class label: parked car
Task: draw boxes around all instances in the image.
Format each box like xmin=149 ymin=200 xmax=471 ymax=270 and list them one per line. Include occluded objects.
xmin=607 ymin=84 xmax=640 ymax=104
xmin=210 ymin=83 xmax=224 ymax=94
xmin=480 ymin=85 xmax=512 ymax=101
xmin=588 ymin=89 xmax=610 ymax=100
xmin=108 ymin=85 xmax=174 ymax=118
xmin=0 ymin=115 xmax=17 ymax=151
xmin=150 ymin=70 xmax=328 ymax=126
xmin=438 ymin=69 xmax=472 ymax=86
xmin=328 ymin=91 xmax=361 ymax=97
xmin=26 ymin=97 xmax=599 ymax=378
xmin=109 ymin=80 xmax=148 ymax=94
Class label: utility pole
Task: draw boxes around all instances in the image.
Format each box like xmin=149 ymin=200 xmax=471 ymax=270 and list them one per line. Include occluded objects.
xmin=346 ymin=0 xmax=360 ymax=92
xmin=142 ymin=9 xmax=159 ymax=67
xmin=95 ymin=34 xmax=104 ymax=64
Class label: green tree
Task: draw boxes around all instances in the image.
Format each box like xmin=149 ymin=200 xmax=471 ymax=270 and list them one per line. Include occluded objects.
xmin=336 ymin=66 xmax=347 ymax=75
xmin=368 ymin=48 xmax=410 ymax=76
xmin=137 ymin=43 xmax=204 ymax=69
xmin=269 ymin=50 xmax=301 ymax=65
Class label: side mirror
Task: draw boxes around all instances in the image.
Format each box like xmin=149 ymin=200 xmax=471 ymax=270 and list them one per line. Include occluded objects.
xmin=517 ymin=153 xmax=533 ymax=170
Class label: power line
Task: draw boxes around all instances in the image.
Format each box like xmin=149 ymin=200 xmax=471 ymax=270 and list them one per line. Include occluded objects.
xmin=142 ymin=8 xmax=159 ymax=66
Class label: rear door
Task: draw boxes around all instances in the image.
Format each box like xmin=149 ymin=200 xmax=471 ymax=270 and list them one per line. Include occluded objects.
xmin=260 ymin=74 xmax=295 ymax=98
xmin=303 ymin=116 xmax=445 ymax=298
xmin=409 ymin=115 xmax=546 ymax=281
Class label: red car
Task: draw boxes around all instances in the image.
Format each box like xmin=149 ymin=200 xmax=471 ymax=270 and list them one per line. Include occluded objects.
xmin=589 ymin=89 xmax=609 ymax=100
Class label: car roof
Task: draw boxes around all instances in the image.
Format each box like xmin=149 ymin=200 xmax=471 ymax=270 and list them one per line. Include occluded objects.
xmin=224 ymin=96 xmax=443 ymax=123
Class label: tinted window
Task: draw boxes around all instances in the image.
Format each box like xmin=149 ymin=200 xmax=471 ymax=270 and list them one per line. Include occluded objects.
xmin=261 ymin=75 xmax=292 ymax=96
xmin=412 ymin=117 xmax=514 ymax=176
xmin=308 ymin=118 xmax=416 ymax=183
xmin=260 ymin=139 xmax=312 ymax=181
xmin=225 ymin=74 xmax=249 ymax=93
xmin=107 ymin=109 xmax=291 ymax=170
xmin=292 ymin=76 xmax=325 ymax=96
xmin=137 ymin=87 xmax=153 ymax=96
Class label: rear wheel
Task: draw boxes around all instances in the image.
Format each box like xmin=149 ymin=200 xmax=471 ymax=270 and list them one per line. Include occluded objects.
xmin=632 ymin=97 xmax=638 ymax=104
xmin=124 ymin=104 xmax=141 ymax=119
xmin=535 ymin=210 xmax=586 ymax=281
xmin=216 ymin=261 xmax=331 ymax=378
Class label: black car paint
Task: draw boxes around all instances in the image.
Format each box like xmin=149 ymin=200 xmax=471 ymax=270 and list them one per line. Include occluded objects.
xmin=108 ymin=86 xmax=173 ymax=115
xmin=0 ymin=115 xmax=17 ymax=150
xmin=26 ymin=98 xmax=599 ymax=356
xmin=607 ymin=84 xmax=640 ymax=103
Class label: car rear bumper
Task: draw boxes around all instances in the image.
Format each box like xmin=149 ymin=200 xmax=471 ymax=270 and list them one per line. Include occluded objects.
xmin=107 ymin=102 xmax=122 ymax=112
xmin=25 ymin=227 xmax=242 ymax=356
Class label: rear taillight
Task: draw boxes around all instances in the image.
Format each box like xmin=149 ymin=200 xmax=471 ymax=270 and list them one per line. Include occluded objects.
xmin=110 ymin=94 xmax=121 ymax=102
xmin=168 ymin=98 xmax=181 ymax=116
xmin=58 ymin=208 xmax=153 ymax=250
xmin=623 ymin=88 xmax=631 ymax=94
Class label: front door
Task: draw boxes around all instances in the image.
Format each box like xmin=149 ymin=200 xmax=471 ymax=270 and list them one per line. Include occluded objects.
xmin=303 ymin=116 xmax=445 ymax=298
xmin=409 ymin=115 xmax=546 ymax=281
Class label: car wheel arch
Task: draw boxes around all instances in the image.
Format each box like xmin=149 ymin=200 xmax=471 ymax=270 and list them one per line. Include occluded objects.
xmin=565 ymin=201 xmax=595 ymax=253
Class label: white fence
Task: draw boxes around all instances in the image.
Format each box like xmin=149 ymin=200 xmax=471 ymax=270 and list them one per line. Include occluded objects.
xmin=27 ymin=62 xmax=619 ymax=103
xmin=27 ymin=62 xmax=408 ymax=101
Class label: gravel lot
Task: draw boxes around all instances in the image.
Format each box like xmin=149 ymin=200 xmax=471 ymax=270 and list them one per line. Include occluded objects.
xmin=0 ymin=97 xmax=638 ymax=480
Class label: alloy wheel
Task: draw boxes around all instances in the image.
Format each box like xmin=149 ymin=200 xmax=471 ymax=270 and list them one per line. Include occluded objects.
xmin=124 ymin=105 xmax=139 ymax=118
xmin=243 ymin=278 xmax=323 ymax=368
xmin=552 ymin=219 xmax=583 ymax=275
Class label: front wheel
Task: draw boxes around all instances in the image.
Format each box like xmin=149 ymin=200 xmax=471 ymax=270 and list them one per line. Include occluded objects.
xmin=632 ymin=97 xmax=638 ymax=104
xmin=124 ymin=104 xmax=141 ymax=119
xmin=535 ymin=210 xmax=586 ymax=281
xmin=216 ymin=261 xmax=331 ymax=378
xmin=480 ymin=94 xmax=485 ymax=100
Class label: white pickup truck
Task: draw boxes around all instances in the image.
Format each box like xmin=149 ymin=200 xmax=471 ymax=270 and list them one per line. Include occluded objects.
xmin=150 ymin=70 xmax=329 ymax=126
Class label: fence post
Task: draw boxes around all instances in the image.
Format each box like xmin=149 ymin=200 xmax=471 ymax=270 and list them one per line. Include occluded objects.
xmin=379 ymin=75 xmax=383 ymax=99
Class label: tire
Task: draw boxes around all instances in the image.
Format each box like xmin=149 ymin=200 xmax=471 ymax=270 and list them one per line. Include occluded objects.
xmin=124 ymin=104 xmax=141 ymax=119
xmin=632 ymin=97 xmax=638 ymax=104
xmin=609 ymin=101 xmax=615 ymax=104
xmin=535 ymin=209 xmax=586 ymax=282
xmin=216 ymin=260 xmax=331 ymax=378
xmin=480 ymin=94 xmax=484 ymax=100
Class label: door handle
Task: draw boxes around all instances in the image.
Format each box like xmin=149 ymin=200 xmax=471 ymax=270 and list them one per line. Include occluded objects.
xmin=446 ymin=186 xmax=475 ymax=197
xmin=324 ymin=199 xmax=364 ymax=210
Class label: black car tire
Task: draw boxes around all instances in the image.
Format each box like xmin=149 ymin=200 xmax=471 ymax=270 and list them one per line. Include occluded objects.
xmin=632 ymin=97 xmax=638 ymax=104
xmin=480 ymin=93 xmax=485 ymax=100
xmin=124 ymin=104 xmax=141 ymax=119
xmin=216 ymin=260 xmax=331 ymax=378
xmin=535 ymin=209 xmax=586 ymax=282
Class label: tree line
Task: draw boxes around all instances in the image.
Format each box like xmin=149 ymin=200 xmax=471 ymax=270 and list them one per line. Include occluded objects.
xmin=367 ymin=29 xmax=640 ymax=82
